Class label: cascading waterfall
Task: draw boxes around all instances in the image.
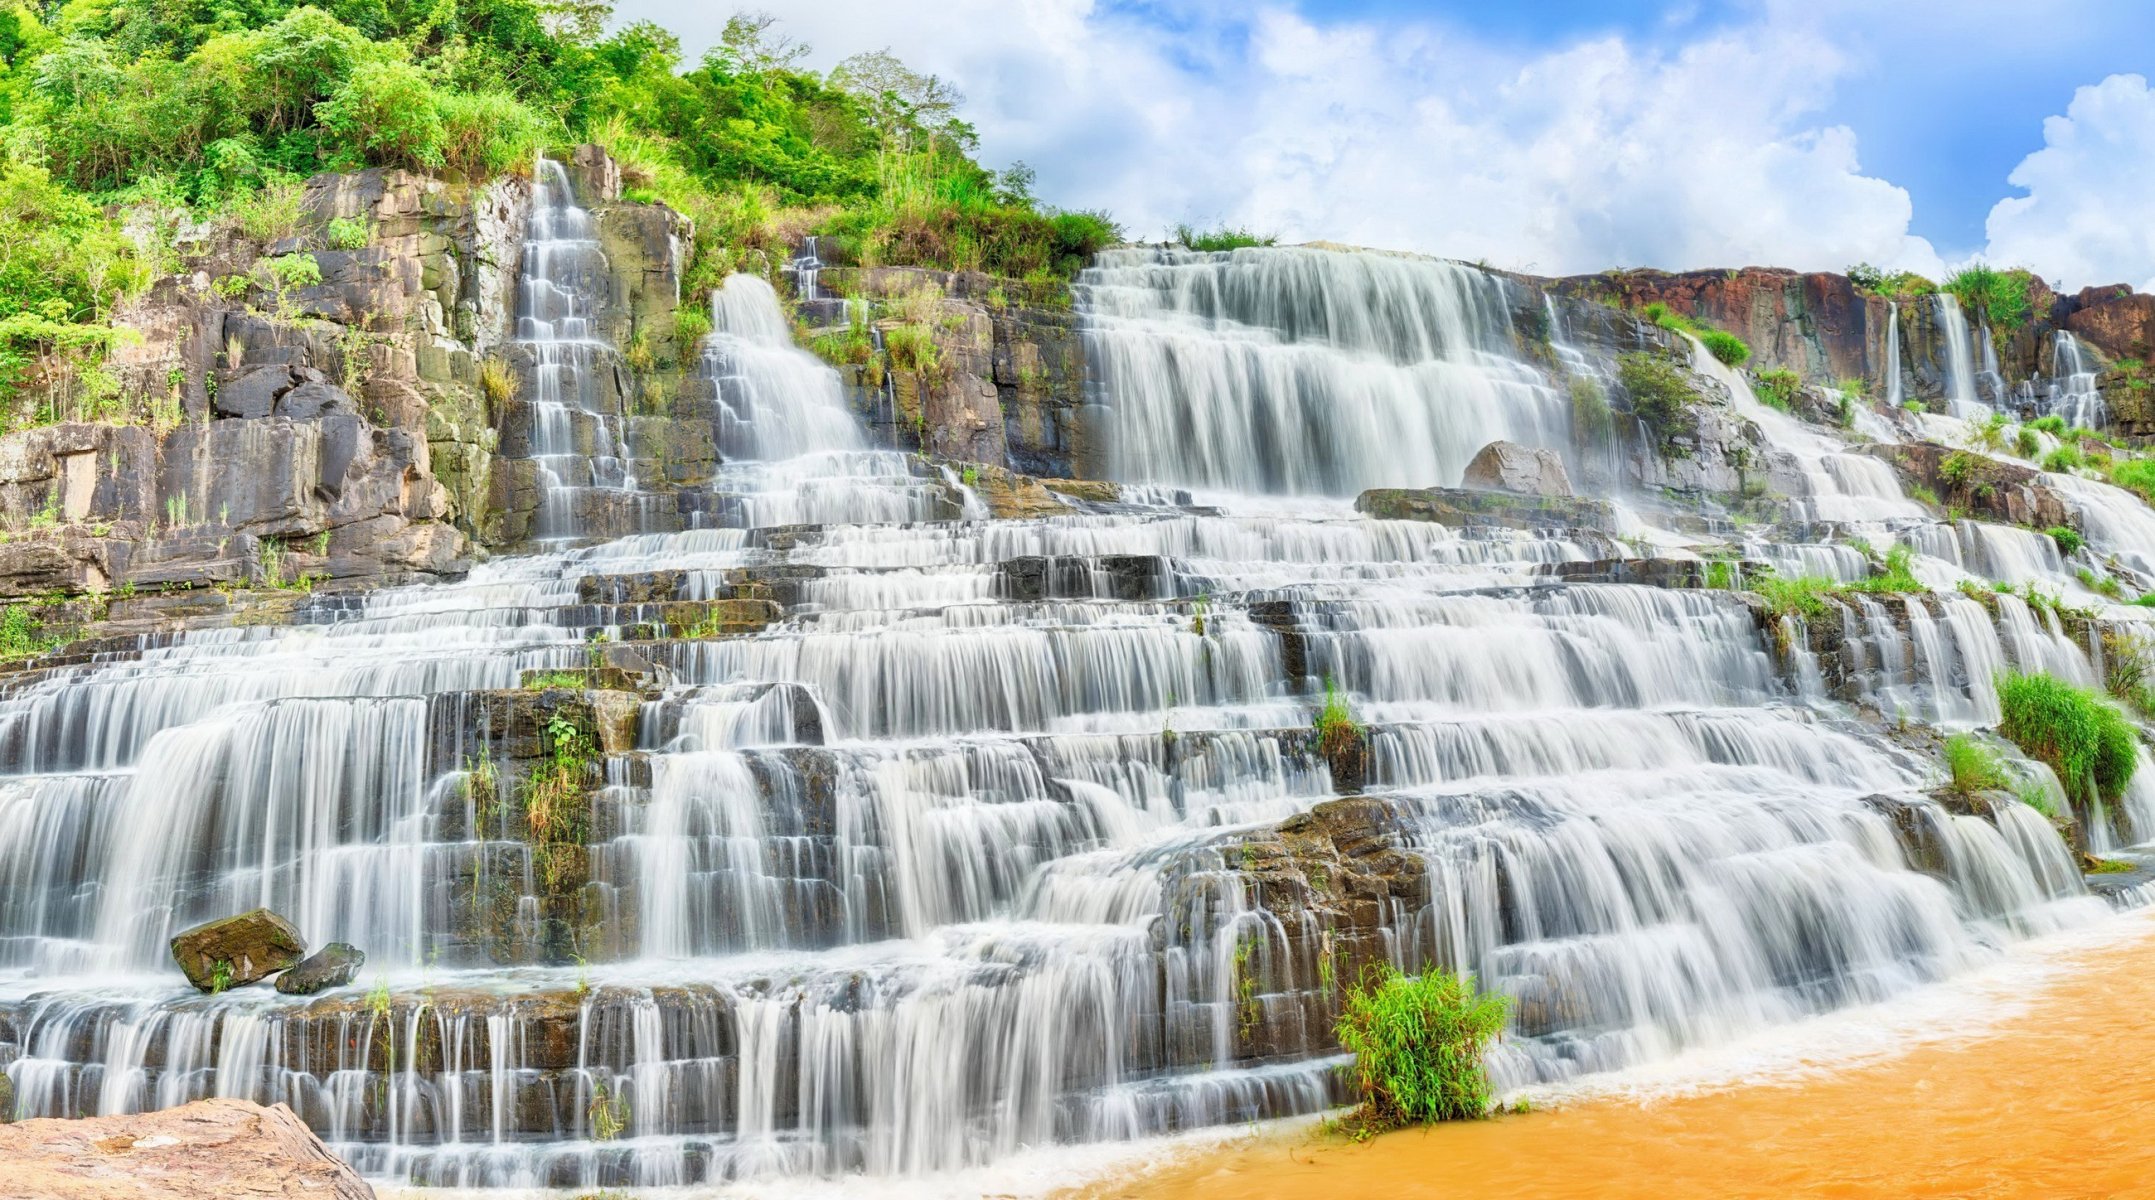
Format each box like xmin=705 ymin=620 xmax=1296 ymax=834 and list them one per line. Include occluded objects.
xmin=519 ymin=157 xmax=638 ymax=539
xmin=2049 ymin=331 xmax=2106 ymax=428
xmin=1886 ymin=300 xmax=1904 ymax=408
xmin=1080 ymin=246 xmax=1567 ymax=495
xmin=1934 ymin=293 xmax=1989 ymax=418
xmin=0 ymin=242 xmax=2144 ymax=1193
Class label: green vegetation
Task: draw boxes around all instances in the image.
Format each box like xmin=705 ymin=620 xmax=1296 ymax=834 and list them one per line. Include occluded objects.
xmin=525 ymin=670 xmax=586 ymax=690
xmin=1943 ymin=733 xmax=2010 ymax=798
xmin=1753 ymin=367 xmax=1801 ymax=412
xmin=1754 ymin=574 xmax=1834 ymax=622
xmin=1173 ymin=223 xmax=1276 ymax=252
xmin=523 ymin=710 xmax=597 ymax=887
xmin=0 ymin=4 xmax=1120 ymax=422
xmin=2104 ymin=458 xmax=2155 ymax=504
xmin=1567 ymin=374 xmax=1613 ymax=448
xmin=2027 ymin=414 xmax=2067 ymax=435
xmin=1846 ymin=263 xmax=1937 ymax=297
xmin=1314 ymin=674 xmax=1366 ymax=765
xmin=1617 ymin=352 xmax=1699 ymax=456
xmin=588 ymin=1081 xmax=630 ymax=1140
xmin=1995 ymin=671 xmax=2139 ymax=809
xmin=2015 ymin=428 xmax=2042 ymax=458
xmin=1333 ymin=965 xmax=1509 ymax=1133
xmin=1943 ymin=263 xmax=2036 ymax=334
xmin=2101 ymin=628 xmax=2155 ymax=720
xmin=2043 ymin=445 xmax=2084 ymax=473
xmin=1638 ymin=302 xmax=1749 ymax=366
xmin=0 ymin=602 xmax=70 ymax=661
xmin=2047 ymin=525 xmax=2085 ymax=557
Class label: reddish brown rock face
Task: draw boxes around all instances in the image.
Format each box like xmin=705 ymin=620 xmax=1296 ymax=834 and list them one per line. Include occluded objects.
xmin=2066 ymin=292 xmax=2155 ymax=361
xmin=1550 ymin=268 xmax=1885 ymax=387
xmin=0 ymin=1098 xmax=375 ymax=1199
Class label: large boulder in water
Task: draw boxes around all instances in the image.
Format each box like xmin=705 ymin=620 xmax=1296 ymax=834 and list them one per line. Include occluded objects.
xmin=1460 ymin=440 xmax=1574 ymax=498
xmin=275 ymin=943 xmax=365 ymax=996
xmin=169 ymin=909 xmax=304 ymax=993
xmin=0 ymin=1097 xmax=374 ymax=1199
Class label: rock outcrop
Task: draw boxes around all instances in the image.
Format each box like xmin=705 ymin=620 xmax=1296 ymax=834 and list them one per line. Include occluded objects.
xmin=168 ymin=908 xmax=305 ymax=992
xmin=1553 ymin=268 xmax=1882 ymax=387
xmin=0 ymin=1099 xmax=374 ymax=1199
xmin=1356 ymin=486 xmax=1617 ymax=533
xmin=1460 ymin=439 xmax=1573 ymax=497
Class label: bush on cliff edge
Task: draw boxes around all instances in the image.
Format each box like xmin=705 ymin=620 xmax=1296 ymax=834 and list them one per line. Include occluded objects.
xmin=1995 ymin=671 xmax=2138 ymax=810
xmin=1334 ymin=965 xmax=1509 ymax=1134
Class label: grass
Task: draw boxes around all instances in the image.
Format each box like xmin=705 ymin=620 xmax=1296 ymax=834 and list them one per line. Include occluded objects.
xmin=1617 ymin=352 xmax=1700 ymax=457
xmin=2105 ymin=458 xmax=2155 ymax=504
xmin=1944 ymin=733 xmax=2010 ymax=797
xmin=1174 ymin=223 xmax=1277 ymax=252
xmin=1334 ymin=966 xmax=1509 ymax=1134
xmin=2027 ymin=415 xmax=2067 ymax=435
xmin=525 ymin=671 xmax=587 ymax=690
xmin=1637 ymin=303 xmax=1749 ymax=366
xmin=1754 ymin=574 xmax=1835 ymax=622
xmin=2043 ymin=445 xmax=2085 ymax=473
xmin=1315 ymin=675 xmax=1366 ymax=765
xmin=1753 ymin=367 xmax=1801 ymax=411
xmin=1568 ymin=375 xmax=1613 ymax=448
xmin=1995 ymin=671 xmax=2139 ymax=808
xmin=479 ymin=358 xmax=518 ymax=410
xmin=1943 ymin=263 xmax=2034 ymax=334
xmin=2101 ymin=628 xmax=2155 ymax=720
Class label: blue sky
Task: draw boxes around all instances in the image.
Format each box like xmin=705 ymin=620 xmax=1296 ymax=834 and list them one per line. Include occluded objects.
xmin=624 ymin=1 xmax=2155 ymax=288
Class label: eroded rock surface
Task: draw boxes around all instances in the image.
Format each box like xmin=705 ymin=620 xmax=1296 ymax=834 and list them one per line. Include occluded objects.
xmin=0 ymin=1099 xmax=374 ymax=1199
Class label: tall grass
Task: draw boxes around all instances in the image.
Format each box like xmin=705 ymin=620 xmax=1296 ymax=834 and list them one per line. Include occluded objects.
xmin=1995 ymin=671 xmax=2139 ymax=808
xmin=1334 ymin=966 xmax=1509 ymax=1131
xmin=1943 ymin=733 xmax=2009 ymax=797
xmin=1174 ymin=223 xmax=1276 ymax=252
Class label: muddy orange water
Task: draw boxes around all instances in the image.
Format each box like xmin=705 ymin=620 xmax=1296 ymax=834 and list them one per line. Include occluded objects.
xmin=1076 ymin=914 xmax=2155 ymax=1200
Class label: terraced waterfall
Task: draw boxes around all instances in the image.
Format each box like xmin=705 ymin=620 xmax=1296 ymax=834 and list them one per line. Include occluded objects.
xmin=1 ymin=240 xmax=2150 ymax=1193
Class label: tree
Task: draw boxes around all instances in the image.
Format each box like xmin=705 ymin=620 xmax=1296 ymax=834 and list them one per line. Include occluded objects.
xmin=829 ymin=49 xmax=964 ymax=159
xmin=708 ymin=10 xmax=809 ymax=74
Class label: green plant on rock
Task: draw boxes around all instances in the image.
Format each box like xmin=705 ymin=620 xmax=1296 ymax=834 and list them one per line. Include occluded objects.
xmin=2047 ymin=526 xmax=2085 ymax=557
xmin=1173 ymin=223 xmax=1276 ymax=252
xmin=1314 ymin=675 xmax=1365 ymax=763
xmin=207 ymin=957 xmax=235 ymax=994
xmin=1617 ymin=352 xmax=1700 ymax=458
xmin=1568 ymin=374 xmax=1614 ymax=449
xmin=1944 ymin=263 xmax=2035 ymax=335
xmin=2044 ymin=445 xmax=2085 ymax=473
xmin=2101 ymin=628 xmax=2155 ymax=720
xmin=1699 ymin=329 xmax=1750 ymax=367
xmin=1334 ymin=965 xmax=1509 ymax=1133
xmin=1995 ymin=671 xmax=2139 ymax=812
xmin=478 ymin=358 xmax=519 ymax=412
xmin=2015 ymin=429 xmax=2042 ymax=459
xmin=1753 ymin=368 xmax=1801 ymax=412
xmin=1943 ymin=733 xmax=2010 ymax=798
xmin=325 ymin=217 xmax=370 ymax=250
xmin=588 ymin=1080 xmax=630 ymax=1141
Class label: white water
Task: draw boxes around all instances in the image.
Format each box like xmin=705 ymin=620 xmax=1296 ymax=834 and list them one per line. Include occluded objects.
xmin=2049 ymin=331 xmax=2107 ymax=429
xmin=1935 ymin=294 xmax=1989 ymax=419
xmin=1886 ymin=300 xmax=1904 ymax=409
xmin=0 ymin=244 xmax=2146 ymax=1194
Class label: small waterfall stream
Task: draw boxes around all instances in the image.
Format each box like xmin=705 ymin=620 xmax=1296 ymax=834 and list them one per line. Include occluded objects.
xmin=0 ymin=242 xmax=2146 ymax=1193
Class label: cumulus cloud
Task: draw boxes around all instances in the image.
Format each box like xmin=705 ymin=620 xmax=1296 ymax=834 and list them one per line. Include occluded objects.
xmin=1982 ymin=73 xmax=2155 ymax=293
xmin=619 ymin=1 xmax=1948 ymax=276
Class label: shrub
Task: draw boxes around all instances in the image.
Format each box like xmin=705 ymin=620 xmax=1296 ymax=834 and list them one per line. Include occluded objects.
xmin=2106 ymin=458 xmax=2155 ymax=503
xmin=1944 ymin=263 xmax=2034 ymax=333
xmin=325 ymin=216 xmax=369 ymax=249
xmin=2027 ymin=415 xmax=2067 ymax=435
xmin=674 ymin=304 xmax=713 ymax=347
xmin=1995 ymin=671 xmax=2139 ymax=807
xmin=1568 ymin=374 xmax=1613 ymax=448
xmin=1617 ymin=352 xmax=1699 ymax=455
xmin=478 ymin=358 xmax=518 ymax=409
xmin=1753 ymin=367 xmax=1801 ymax=412
xmin=317 ymin=60 xmax=445 ymax=171
xmin=1315 ymin=675 xmax=1365 ymax=764
xmin=2043 ymin=445 xmax=2084 ymax=473
xmin=1334 ymin=965 xmax=1509 ymax=1131
xmin=1944 ymin=733 xmax=2009 ymax=797
xmin=2015 ymin=429 xmax=2041 ymax=458
xmin=435 ymin=90 xmax=553 ymax=180
xmin=1700 ymin=328 xmax=1750 ymax=367
xmin=1754 ymin=574 xmax=1835 ymax=622
xmin=884 ymin=324 xmax=938 ymax=373
xmin=2048 ymin=525 xmax=2084 ymax=557
xmin=1173 ymin=223 xmax=1275 ymax=252
xmin=1845 ymin=543 xmax=1923 ymax=595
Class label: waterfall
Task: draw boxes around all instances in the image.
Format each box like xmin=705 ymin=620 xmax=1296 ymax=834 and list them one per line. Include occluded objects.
xmin=1079 ymin=246 xmax=1566 ymax=495
xmin=2050 ymin=331 xmax=2106 ymax=429
xmin=0 ymin=240 xmax=2141 ymax=1193
xmin=519 ymin=157 xmax=637 ymax=539
xmin=1886 ymin=300 xmax=1904 ymax=408
xmin=1935 ymin=294 xmax=1989 ymax=419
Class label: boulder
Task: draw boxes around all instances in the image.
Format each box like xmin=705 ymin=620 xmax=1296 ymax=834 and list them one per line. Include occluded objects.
xmin=1460 ymin=440 xmax=1573 ymax=497
xmin=274 ymin=943 xmax=365 ymax=996
xmin=0 ymin=1098 xmax=374 ymax=1199
xmin=169 ymin=909 xmax=305 ymax=992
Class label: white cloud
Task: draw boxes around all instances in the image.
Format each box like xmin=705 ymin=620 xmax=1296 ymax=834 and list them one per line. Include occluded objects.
xmin=619 ymin=1 xmax=1949 ymax=277
xmin=1982 ymin=73 xmax=2155 ymax=293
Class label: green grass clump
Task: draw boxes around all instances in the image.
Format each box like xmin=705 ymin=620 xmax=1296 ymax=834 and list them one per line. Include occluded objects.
xmin=2015 ymin=429 xmax=2042 ymax=458
xmin=2105 ymin=458 xmax=2155 ymax=503
xmin=1943 ymin=733 xmax=2010 ymax=797
xmin=1315 ymin=675 xmax=1365 ymax=761
xmin=2047 ymin=526 xmax=2084 ymax=557
xmin=1173 ymin=223 xmax=1276 ymax=252
xmin=1334 ymin=965 xmax=1509 ymax=1131
xmin=1753 ymin=575 xmax=1835 ymax=621
xmin=1944 ymin=263 xmax=2035 ymax=334
xmin=1568 ymin=375 xmax=1613 ymax=448
xmin=1753 ymin=368 xmax=1801 ymax=412
xmin=2027 ymin=415 xmax=2067 ymax=435
xmin=1844 ymin=543 xmax=1924 ymax=596
xmin=1995 ymin=671 xmax=2139 ymax=809
xmin=2043 ymin=445 xmax=2085 ymax=473
xmin=1699 ymin=328 xmax=1751 ymax=367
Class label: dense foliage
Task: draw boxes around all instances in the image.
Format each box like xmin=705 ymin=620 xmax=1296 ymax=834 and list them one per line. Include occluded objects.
xmin=1995 ymin=671 xmax=2139 ymax=808
xmin=0 ymin=2 xmax=1119 ymax=413
xmin=1334 ymin=966 xmax=1509 ymax=1131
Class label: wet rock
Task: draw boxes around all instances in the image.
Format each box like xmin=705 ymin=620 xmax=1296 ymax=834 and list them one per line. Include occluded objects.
xmin=1867 ymin=442 xmax=2070 ymax=528
xmin=0 ymin=1098 xmax=374 ymax=1199
xmin=1354 ymin=485 xmax=1617 ymax=534
xmin=275 ymin=943 xmax=366 ymax=995
xmin=1460 ymin=440 xmax=1573 ymax=497
xmin=169 ymin=908 xmax=305 ymax=992
xmin=214 ymin=365 xmax=293 ymax=419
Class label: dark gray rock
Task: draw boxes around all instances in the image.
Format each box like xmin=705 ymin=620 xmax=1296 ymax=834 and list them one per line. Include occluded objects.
xmin=215 ymin=366 xmax=294 ymax=419
xmin=275 ymin=943 xmax=365 ymax=995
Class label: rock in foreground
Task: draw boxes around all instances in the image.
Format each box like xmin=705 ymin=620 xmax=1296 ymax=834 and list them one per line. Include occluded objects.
xmin=168 ymin=908 xmax=304 ymax=992
xmin=275 ymin=943 xmax=366 ymax=996
xmin=1460 ymin=439 xmax=1574 ymax=497
xmin=0 ymin=1098 xmax=374 ymax=1199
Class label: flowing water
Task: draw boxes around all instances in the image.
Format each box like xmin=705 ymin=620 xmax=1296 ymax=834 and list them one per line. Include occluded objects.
xmin=2049 ymin=330 xmax=2107 ymax=429
xmin=0 ymin=243 xmax=2145 ymax=1193
xmin=1934 ymin=294 xmax=1988 ymax=419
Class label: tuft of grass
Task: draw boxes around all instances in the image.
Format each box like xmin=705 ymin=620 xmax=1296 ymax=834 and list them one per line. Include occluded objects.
xmin=1753 ymin=574 xmax=1835 ymax=622
xmin=1315 ymin=674 xmax=1366 ymax=764
xmin=1617 ymin=352 xmax=1701 ymax=457
xmin=1334 ymin=965 xmax=1509 ymax=1133
xmin=1943 ymin=733 xmax=2010 ymax=797
xmin=479 ymin=358 xmax=518 ymax=410
xmin=1995 ymin=671 xmax=2139 ymax=809
xmin=1753 ymin=367 xmax=1801 ymax=412
xmin=1568 ymin=375 xmax=1613 ymax=448
xmin=1699 ymin=328 xmax=1750 ymax=367
xmin=1173 ymin=223 xmax=1277 ymax=252
xmin=2043 ymin=445 xmax=2085 ymax=473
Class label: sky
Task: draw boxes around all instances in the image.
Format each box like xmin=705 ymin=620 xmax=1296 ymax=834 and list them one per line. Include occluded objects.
xmin=616 ymin=0 xmax=2155 ymax=290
